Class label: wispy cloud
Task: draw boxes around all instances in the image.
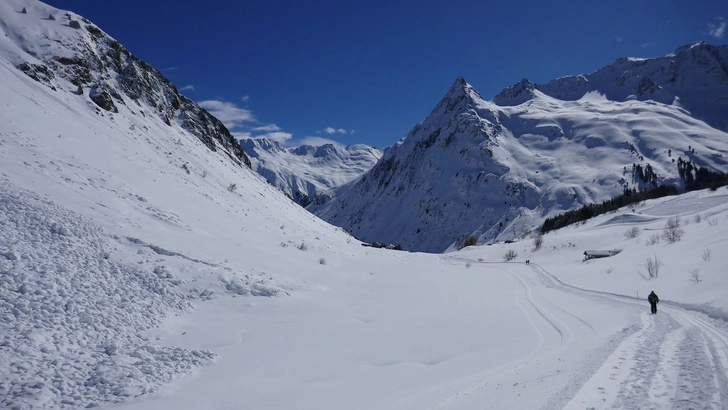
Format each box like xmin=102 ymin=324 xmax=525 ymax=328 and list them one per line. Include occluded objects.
xmin=161 ymin=66 xmax=179 ymax=72
xmin=257 ymin=131 xmax=293 ymax=144
xmin=232 ymin=131 xmax=253 ymax=140
xmin=318 ymin=127 xmax=352 ymax=135
xmin=199 ymin=98 xmax=296 ymax=145
xmin=179 ymin=85 xmax=195 ymax=92
xmin=708 ymin=18 xmax=725 ymax=39
xmin=199 ymin=100 xmax=255 ymax=128
xmin=299 ymin=136 xmax=341 ymax=146
xmin=252 ymin=124 xmax=281 ymax=132
xmin=241 ymin=95 xmax=250 ymax=102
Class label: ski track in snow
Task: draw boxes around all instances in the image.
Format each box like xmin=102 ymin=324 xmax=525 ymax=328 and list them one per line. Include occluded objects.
xmin=437 ymin=257 xmax=728 ymax=409
xmin=534 ymin=263 xmax=728 ymax=409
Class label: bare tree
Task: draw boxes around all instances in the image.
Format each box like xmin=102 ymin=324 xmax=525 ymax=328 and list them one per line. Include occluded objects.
xmin=662 ymin=217 xmax=684 ymax=243
xmin=690 ymin=268 xmax=701 ymax=284
xmin=702 ymin=248 xmax=712 ymax=262
xmin=533 ymin=234 xmax=544 ymax=250
xmin=647 ymin=233 xmax=661 ymax=246
xmin=624 ymin=227 xmax=641 ymax=239
xmin=644 ymin=255 xmax=663 ymax=279
xmin=503 ymin=249 xmax=518 ymax=261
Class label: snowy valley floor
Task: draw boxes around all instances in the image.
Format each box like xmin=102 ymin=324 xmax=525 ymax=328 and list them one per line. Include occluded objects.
xmin=2 ymin=178 xmax=728 ymax=410
xmin=103 ymin=193 xmax=728 ymax=410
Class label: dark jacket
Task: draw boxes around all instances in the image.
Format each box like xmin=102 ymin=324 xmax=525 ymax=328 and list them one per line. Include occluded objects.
xmin=648 ymin=292 xmax=659 ymax=304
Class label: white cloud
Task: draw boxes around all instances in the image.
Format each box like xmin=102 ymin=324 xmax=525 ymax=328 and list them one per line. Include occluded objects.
xmin=256 ymin=132 xmax=293 ymax=144
xmin=252 ymin=124 xmax=281 ymax=132
xmin=318 ymin=127 xmax=353 ymax=135
xmin=351 ymin=130 xmax=356 ymax=135
xmin=299 ymin=136 xmax=341 ymax=147
xmin=708 ymin=20 xmax=726 ymax=39
xmin=199 ymin=100 xmax=255 ymax=128
xmin=179 ymin=85 xmax=195 ymax=92
xmin=198 ymin=99 xmax=293 ymax=146
xmin=241 ymin=95 xmax=250 ymax=103
xmin=232 ymin=131 xmax=253 ymax=140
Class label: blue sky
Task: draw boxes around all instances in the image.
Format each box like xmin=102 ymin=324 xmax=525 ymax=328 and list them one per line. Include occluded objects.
xmin=47 ymin=0 xmax=726 ymax=149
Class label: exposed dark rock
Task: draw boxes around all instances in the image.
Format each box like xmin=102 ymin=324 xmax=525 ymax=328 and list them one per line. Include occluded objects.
xmin=17 ymin=63 xmax=56 ymax=90
xmin=89 ymin=86 xmax=118 ymax=113
xmin=15 ymin=17 xmax=251 ymax=168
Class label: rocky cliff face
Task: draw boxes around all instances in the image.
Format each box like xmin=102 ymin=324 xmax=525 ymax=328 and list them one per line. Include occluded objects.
xmin=311 ymin=44 xmax=728 ymax=253
xmin=6 ymin=1 xmax=249 ymax=167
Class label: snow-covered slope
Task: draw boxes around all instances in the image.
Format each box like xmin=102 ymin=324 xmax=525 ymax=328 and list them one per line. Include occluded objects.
xmin=0 ymin=0 xmax=249 ymax=168
xmin=310 ymin=44 xmax=728 ymax=253
xmin=495 ymin=42 xmax=728 ymax=132
xmin=2 ymin=2 xmax=728 ymax=409
xmin=0 ymin=1 xmax=357 ymax=408
xmin=239 ymin=138 xmax=382 ymax=206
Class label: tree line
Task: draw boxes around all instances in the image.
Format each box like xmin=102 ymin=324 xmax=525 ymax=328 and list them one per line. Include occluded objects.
xmin=541 ymin=158 xmax=728 ymax=234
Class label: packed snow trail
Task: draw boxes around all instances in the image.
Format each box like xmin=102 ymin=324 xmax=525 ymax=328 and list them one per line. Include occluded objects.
xmin=426 ymin=258 xmax=641 ymax=410
xmin=530 ymin=262 xmax=728 ymax=409
xmin=525 ymin=262 xmax=728 ymax=408
xmin=431 ymin=258 xmax=728 ymax=409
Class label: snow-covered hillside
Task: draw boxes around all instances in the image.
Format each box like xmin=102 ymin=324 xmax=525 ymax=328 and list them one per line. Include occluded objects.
xmin=2 ymin=1 xmax=728 ymax=409
xmin=310 ymin=45 xmax=728 ymax=252
xmin=0 ymin=1 xmax=356 ymax=408
xmin=0 ymin=0 xmax=248 ymax=168
xmin=239 ymin=138 xmax=382 ymax=207
xmin=494 ymin=42 xmax=728 ymax=132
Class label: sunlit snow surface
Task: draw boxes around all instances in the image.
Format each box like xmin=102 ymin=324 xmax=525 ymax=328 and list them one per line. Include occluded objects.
xmin=1 ymin=0 xmax=728 ymax=409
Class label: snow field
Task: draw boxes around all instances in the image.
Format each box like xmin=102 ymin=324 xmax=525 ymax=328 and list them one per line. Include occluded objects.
xmin=0 ymin=2 xmax=727 ymax=408
xmin=0 ymin=180 xmax=215 ymax=409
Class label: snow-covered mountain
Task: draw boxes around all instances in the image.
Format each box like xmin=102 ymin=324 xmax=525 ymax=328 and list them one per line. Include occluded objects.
xmin=3 ymin=2 xmax=728 ymax=409
xmin=310 ymin=44 xmax=728 ymax=253
xmin=0 ymin=1 xmax=354 ymax=408
xmin=0 ymin=0 xmax=249 ymax=168
xmin=239 ymin=138 xmax=382 ymax=207
xmin=494 ymin=42 xmax=728 ymax=132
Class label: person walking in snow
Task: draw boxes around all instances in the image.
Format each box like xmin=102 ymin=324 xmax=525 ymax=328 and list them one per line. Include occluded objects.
xmin=648 ymin=291 xmax=659 ymax=314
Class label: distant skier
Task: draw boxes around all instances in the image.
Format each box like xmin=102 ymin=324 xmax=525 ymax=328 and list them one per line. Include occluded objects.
xmin=648 ymin=291 xmax=659 ymax=314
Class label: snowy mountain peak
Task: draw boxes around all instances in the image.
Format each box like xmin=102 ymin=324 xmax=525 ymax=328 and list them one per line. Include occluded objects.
xmin=0 ymin=0 xmax=250 ymax=167
xmin=240 ymin=138 xmax=382 ymax=207
xmin=311 ymin=43 xmax=728 ymax=252
xmin=433 ymin=76 xmax=485 ymax=114
xmin=492 ymin=78 xmax=537 ymax=106
xmin=494 ymin=43 xmax=728 ymax=132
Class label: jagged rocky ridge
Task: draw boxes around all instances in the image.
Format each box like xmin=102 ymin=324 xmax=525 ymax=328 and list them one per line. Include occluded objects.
xmin=7 ymin=3 xmax=250 ymax=167
xmin=240 ymin=138 xmax=382 ymax=207
xmin=494 ymin=42 xmax=728 ymax=132
xmin=310 ymin=43 xmax=728 ymax=253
